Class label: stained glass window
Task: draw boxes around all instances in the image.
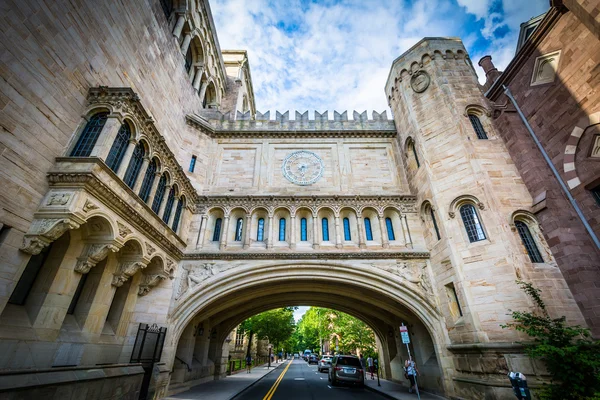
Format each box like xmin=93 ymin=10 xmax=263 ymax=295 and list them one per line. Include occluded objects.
xmin=151 ymin=175 xmax=167 ymax=214
xmin=460 ymin=204 xmax=486 ymax=242
xmin=139 ymin=159 xmax=157 ymax=202
xmin=162 ymin=186 xmax=176 ymax=223
xmin=172 ymin=197 xmax=185 ymax=232
xmin=279 ymin=218 xmax=286 ymax=241
xmin=123 ymin=142 xmax=145 ymax=189
xmin=300 ymin=218 xmax=307 ymax=241
xmin=468 ymin=115 xmax=488 ymax=139
xmin=515 ymin=221 xmax=543 ymax=263
xmin=105 ymin=123 xmax=130 ymax=172
xmin=322 ymin=218 xmax=329 ymax=241
xmin=257 ymin=218 xmax=265 ymax=241
xmin=70 ymin=112 xmax=108 ymax=157
xmin=235 ymin=218 xmax=243 ymax=241
xmin=385 ymin=217 xmax=395 ymax=241
xmin=189 ymin=155 xmax=196 ymax=173
xmin=212 ymin=218 xmax=222 ymax=241
xmin=343 ymin=218 xmax=351 ymax=241
xmin=365 ymin=218 xmax=373 ymax=241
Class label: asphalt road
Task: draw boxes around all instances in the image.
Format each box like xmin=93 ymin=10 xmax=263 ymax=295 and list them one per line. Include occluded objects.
xmin=234 ymin=359 xmax=388 ymax=400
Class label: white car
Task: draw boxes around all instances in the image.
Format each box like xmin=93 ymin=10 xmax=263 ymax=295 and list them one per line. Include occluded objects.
xmin=318 ymin=356 xmax=332 ymax=372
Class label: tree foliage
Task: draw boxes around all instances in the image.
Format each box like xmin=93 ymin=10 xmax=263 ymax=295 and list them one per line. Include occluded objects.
xmin=240 ymin=307 xmax=296 ymax=355
xmin=501 ymin=280 xmax=600 ymax=400
xmin=294 ymin=307 xmax=377 ymax=356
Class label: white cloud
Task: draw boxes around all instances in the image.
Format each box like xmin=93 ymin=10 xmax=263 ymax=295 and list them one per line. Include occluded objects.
xmin=211 ymin=0 xmax=548 ymax=115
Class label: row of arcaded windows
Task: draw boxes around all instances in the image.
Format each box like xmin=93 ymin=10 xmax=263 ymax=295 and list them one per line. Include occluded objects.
xmin=209 ymin=216 xmax=398 ymax=243
xmin=70 ymin=112 xmax=186 ymax=234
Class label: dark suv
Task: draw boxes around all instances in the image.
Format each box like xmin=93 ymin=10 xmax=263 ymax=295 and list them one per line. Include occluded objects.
xmin=308 ymin=354 xmax=319 ymax=364
xmin=328 ymin=355 xmax=364 ymax=387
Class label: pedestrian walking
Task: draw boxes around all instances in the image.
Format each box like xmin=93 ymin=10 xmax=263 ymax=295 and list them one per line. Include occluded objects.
xmin=245 ymin=354 xmax=252 ymax=373
xmin=405 ymin=358 xmax=419 ymax=394
xmin=359 ymin=354 xmax=366 ymax=378
xmin=367 ymin=355 xmax=375 ymax=379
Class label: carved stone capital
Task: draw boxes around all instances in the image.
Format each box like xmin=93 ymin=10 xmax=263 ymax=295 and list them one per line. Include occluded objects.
xmin=117 ymin=221 xmax=133 ymax=238
xmin=138 ymin=273 xmax=168 ymax=296
xmin=112 ymin=261 xmax=146 ymax=287
xmin=21 ymin=236 xmax=51 ymax=255
xmin=75 ymin=243 xmax=120 ymax=274
xmin=21 ymin=218 xmax=81 ymax=255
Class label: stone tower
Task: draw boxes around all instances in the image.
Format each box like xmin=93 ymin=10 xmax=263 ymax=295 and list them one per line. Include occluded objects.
xmin=385 ymin=38 xmax=585 ymax=398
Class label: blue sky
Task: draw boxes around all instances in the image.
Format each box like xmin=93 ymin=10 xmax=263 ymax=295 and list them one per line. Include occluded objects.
xmin=211 ymin=0 xmax=548 ymax=117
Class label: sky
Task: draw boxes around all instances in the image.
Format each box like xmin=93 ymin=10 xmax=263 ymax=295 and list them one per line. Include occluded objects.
xmin=211 ymin=0 xmax=548 ymax=117
xmin=293 ymin=306 xmax=309 ymax=322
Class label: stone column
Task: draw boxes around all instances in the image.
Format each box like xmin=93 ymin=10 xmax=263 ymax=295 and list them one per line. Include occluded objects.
xmin=243 ymin=215 xmax=252 ymax=249
xmin=133 ymin=157 xmax=150 ymax=194
xmin=401 ymin=215 xmax=412 ymax=248
xmin=379 ymin=215 xmax=390 ymax=249
xmin=334 ymin=216 xmax=342 ymax=249
xmin=219 ymin=215 xmax=230 ymax=250
xmin=180 ymin=32 xmax=192 ymax=55
xmin=158 ymin=184 xmax=172 ymax=218
xmin=166 ymin=197 xmax=177 ymax=227
xmin=197 ymin=215 xmax=208 ymax=249
xmin=290 ymin=216 xmax=296 ymax=250
xmin=198 ymin=81 xmax=208 ymax=104
xmin=192 ymin=66 xmax=204 ymax=91
xmin=312 ymin=214 xmax=320 ymax=249
xmin=116 ymin=139 xmax=136 ymax=179
xmin=357 ymin=216 xmax=366 ymax=249
xmin=146 ymin=172 xmax=162 ymax=206
xmin=172 ymin=14 xmax=185 ymax=38
xmin=90 ymin=115 xmax=122 ymax=160
xmin=267 ymin=215 xmax=274 ymax=249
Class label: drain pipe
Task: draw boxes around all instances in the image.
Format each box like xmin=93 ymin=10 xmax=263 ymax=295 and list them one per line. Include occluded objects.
xmin=503 ymin=85 xmax=600 ymax=249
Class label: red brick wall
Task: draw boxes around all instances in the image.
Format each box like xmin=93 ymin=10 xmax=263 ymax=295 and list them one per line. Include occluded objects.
xmin=489 ymin=10 xmax=600 ymax=336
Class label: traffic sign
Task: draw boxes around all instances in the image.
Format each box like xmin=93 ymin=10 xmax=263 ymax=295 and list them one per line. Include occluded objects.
xmin=400 ymin=325 xmax=410 ymax=344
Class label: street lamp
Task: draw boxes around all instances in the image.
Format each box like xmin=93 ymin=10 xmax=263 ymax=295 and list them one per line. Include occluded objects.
xmin=268 ymin=343 xmax=273 ymax=369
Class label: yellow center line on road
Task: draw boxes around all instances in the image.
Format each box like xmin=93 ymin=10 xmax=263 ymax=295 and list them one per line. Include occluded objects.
xmin=263 ymin=361 xmax=293 ymax=400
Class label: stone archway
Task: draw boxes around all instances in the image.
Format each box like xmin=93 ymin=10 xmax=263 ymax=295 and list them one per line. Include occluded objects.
xmin=164 ymin=260 xmax=451 ymax=396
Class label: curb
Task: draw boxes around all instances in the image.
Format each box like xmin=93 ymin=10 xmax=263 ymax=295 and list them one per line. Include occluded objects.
xmin=228 ymin=362 xmax=285 ymax=400
xmin=364 ymin=382 xmax=399 ymax=400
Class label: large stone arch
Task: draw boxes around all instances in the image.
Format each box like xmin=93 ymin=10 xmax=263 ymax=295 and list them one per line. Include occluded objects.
xmin=165 ymin=260 xmax=451 ymax=396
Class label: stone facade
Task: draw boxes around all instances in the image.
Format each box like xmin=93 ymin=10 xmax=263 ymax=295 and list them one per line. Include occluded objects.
xmin=0 ymin=0 xmax=597 ymax=400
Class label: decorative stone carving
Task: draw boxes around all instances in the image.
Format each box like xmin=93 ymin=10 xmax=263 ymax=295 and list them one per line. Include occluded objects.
xmin=112 ymin=261 xmax=146 ymax=287
xmin=411 ymin=70 xmax=430 ymax=93
xmin=47 ymin=192 xmax=71 ymax=206
xmin=21 ymin=218 xmax=81 ymax=255
xmin=176 ymin=263 xmax=216 ymax=299
xmin=146 ymin=242 xmax=157 ymax=255
xmin=117 ymin=221 xmax=133 ymax=238
xmin=380 ymin=261 xmax=433 ymax=295
xmin=448 ymin=211 xmax=455 ymax=219
xmin=82 ymin=199 xmax=99 ymax=213
xmin=75 ymin=243 xmax=120 ymax=274
xmin=138 ymin=273 xmax=168 ymax=296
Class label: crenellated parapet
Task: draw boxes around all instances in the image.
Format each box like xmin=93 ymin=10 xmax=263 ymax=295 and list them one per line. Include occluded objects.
xmin=186 ymin=109 xmax=396 ymax=138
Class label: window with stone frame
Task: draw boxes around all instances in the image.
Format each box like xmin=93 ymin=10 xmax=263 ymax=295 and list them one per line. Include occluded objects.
xmin=468 ymin=114 xmax=488 ymax=139
xmin=123 ymin=142 xmax=146 ymax=189
xmin=300 ymin=218 xmax=308 ymax=241
xmin=105 ymin=122 xmax=131 ymax=172
xmin=213 ymin=218 xmax=223 ymax=241
xmin=257 ymin=218 xmax=265 ymax=241
xmin=343 ymin=218 xmax=351 ymax=241
xmin=279 ymin=218 xmax=286 ymax=241
xmin=591 ymin=185 xmax=600 ymax=207
xmin=235 ymin=218 xmax=243 ymax=241
xmin=514 ymin=220 xmax=544 ymax=263
xmin=152 ymin=175 xmax=168 ymax=214
xmin=139 ymin=159 xmax=158 ymax=202
xmin=460 ymin=204 xmax=486 ymax=243
xmin=445 ymin=283 xmax=463 ymax=320
xmin=70 ymin=112 xmax=109 ymax=157
xmin=406 ymin=138 xmax=420 ymax=169
xmin=364 ymin=218 xmax=373 ymax=241
xmin=235 ymin=327 xmax=244 ymax=350
xmin=322 ymin=218 xmax=330 ymax=241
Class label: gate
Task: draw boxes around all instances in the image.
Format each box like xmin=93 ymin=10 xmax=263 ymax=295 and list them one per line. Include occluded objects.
xmin=131 ymin=323 xmax=167 ymax=400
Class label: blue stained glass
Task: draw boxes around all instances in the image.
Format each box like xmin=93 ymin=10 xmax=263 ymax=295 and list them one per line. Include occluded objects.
xmin=213 ymin=218 xmax=222 ymax=241
xmin=189 ymin=155 xmax=197 ymax=172
xmin=300 ymin=218 xmax=307 ymax=241
xmin=235 ymin=218 xmax=243 ymax=241
xmin=257 ymin=218 xmax=265 ymax=241
xmin=385 ymin=217 xmax=395 ymax=241
xmin=365 ymin=218 xmax=373 ymax=241
xmin=279 ymin=218 xmax=286 ymax=241
xmin=343 ymin=218 xmax=351 ymax=241
xmin=322 ymin=218 xmax=329 ymax=241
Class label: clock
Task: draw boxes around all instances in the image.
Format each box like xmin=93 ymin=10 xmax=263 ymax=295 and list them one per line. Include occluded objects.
xmin=282 ymin=150 xmax=324 ymax=186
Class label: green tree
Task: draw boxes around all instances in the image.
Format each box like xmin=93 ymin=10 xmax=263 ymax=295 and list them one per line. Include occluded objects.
xmin=240 ymin=307 xmax=296 ymax=357
xmin=501 ymin=281 xmax=600 ymax=400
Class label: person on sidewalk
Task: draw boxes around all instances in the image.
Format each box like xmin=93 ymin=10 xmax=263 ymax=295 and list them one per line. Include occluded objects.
xmin=367 ymin=355 xmax=374 ymax=379
xmin=405 ymin=358 xmax=419 ymax=394
xmin=246 ymin=354 xmax=252 ymax=374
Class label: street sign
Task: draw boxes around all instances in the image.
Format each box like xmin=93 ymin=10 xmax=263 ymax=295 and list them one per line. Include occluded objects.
xmin=400 ymin=325 xmax=410 ymax=344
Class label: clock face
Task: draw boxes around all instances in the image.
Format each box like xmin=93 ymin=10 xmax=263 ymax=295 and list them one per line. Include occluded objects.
xmin=282 ymin=151 xmax=324 ymax=186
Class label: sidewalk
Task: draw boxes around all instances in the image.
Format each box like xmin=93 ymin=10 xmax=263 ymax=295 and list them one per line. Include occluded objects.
xmin=365 ymin=376 xmax=447 ymax=400
xmin=164 ymin=362 xmax=284 ymax=400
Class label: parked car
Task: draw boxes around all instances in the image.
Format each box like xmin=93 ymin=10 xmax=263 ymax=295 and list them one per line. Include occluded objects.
xmin=308 ymin=354 xmax=319 ymax=364
xmin=328 ymin=355 xmax=364 ymax=387
xmin=318 ymin=356 xmax=332 ymax=372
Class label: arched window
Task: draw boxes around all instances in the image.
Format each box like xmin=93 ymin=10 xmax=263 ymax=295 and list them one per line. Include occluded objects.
xmin=70 ymin=112 xmax=108 ymax=157
xmin=460 ymin=204 xmax=486 ymax=242
xmin=123 ymin=143 xmax=145 ymax=189
xmin=322 ymin=218 xmax=329 ymax=241
xmin=385 ymin=217 xmax=395 ymax=241
xmin=468 ymin=115 xmax=488 ymax=139
xmin=185 ymin=46 xmax=193 ymax=74
xmin=411 ymin=141 xmax=420 ymax=168
xmin=212 ymin=218 xmax=222 ymax=241
xmin=515 ymin=221 xmax=544 ymax=263
xmin=279 ymin=218 xmax=286 ymax=241
xmin=300 ymin=218 xmax=307 ymax=241
xmin=105 ymin=123 xmax=131 ymax=172
xmin=172 ymin=197 xmax=185 ymax=232
xmin=257 ymin=218 xmax=265 ymax=241
xmin=235 ymin=218 xmax=243 ymax=241
xmin=430 ymin=207 xmax=441 ymax=241
xmin=151 ymin=175 xmax=167 ymax=214
xmin=138 ymin=159 xmax=157 ymax=202
xmin=364 ymin=218 xmax=373 ymax=241
xmin=343 ymin=218 xmax=351 ymax=241
xmin=162 ymin=186 xmax=176 ymax=223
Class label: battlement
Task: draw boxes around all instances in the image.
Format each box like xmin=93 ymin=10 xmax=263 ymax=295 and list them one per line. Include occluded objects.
xmin=187 ymin=109 xmax=397 ymax=138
